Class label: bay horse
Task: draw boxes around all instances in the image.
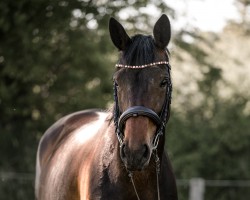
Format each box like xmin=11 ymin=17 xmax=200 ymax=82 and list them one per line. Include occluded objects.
xmin=35 ymin=14 xmax=178 ymax=200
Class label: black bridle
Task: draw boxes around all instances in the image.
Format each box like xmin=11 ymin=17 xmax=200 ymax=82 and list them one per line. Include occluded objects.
xmin=113 ymin=62 xmax=172 ymax=149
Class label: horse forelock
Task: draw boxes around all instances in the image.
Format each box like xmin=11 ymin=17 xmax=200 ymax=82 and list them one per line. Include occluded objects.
xmin=119 ymin=34 xmax=170 ymax=67
xmin=121 ymin=35 xmax=155 ymax=66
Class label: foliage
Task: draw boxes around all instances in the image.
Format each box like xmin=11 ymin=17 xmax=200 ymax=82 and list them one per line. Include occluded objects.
xmin=167 ymin=15 xmax=250 ymax=199
xmin=0 ymin=0 xmax=113 ymax=198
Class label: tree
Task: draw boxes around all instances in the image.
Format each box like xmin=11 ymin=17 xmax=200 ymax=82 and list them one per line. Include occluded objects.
xmin=0 ymin=0 xmax=113 ymax=198
xmin=166 ymin=5 xmax=250 ymax=199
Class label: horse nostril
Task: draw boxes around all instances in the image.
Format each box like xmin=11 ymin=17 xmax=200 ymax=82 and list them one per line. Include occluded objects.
xmin=143 ymin=144 xmax=150 ymax=159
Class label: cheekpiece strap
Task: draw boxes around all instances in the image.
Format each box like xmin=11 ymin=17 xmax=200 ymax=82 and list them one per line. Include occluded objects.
xmin=115 ymin=61 xmax=169 ymax=69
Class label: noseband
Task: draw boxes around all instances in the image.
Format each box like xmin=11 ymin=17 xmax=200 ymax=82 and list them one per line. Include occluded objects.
xmin=113 ymin=61 xmax=172 ymax=149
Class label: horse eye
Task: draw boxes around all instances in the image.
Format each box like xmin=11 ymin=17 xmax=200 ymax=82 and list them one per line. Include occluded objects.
xmin=160 ymin=78 xmax=168 ymax=88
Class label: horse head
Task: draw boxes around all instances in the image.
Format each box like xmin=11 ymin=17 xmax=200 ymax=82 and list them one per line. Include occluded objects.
xmin=110 ymin=15 xmax=172 ymax=171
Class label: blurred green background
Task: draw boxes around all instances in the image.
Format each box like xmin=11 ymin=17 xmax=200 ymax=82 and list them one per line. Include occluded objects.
xmin=0 ymin=0 xmax=250 ymax=199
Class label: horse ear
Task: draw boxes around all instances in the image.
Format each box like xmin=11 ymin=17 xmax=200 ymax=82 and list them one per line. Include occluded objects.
xmin=153 ymin=14 xmax=171 ymax=49
xmin=109 ymin=17 xmax=131 ymax=51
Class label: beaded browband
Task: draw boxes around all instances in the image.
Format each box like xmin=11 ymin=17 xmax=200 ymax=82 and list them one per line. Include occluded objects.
xmin=115 ymin=61 xmax=169 ymax=69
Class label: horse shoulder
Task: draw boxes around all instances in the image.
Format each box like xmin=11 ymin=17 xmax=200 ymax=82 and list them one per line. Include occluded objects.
xmin=36 ymin=110 xmax=108 ymax=200
xmin=37 ymin=110 xmax=104 ymax=166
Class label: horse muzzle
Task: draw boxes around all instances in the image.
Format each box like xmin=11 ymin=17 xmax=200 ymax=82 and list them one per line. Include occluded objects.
xmin=120 ymin=141 xmax=151 ymax=171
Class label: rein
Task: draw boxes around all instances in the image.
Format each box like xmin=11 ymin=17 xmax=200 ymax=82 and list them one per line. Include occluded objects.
xmin=128 ymin=150 xmax=161 ymax=200
xmin=113 ymin=61 xmax=172 ymax=200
